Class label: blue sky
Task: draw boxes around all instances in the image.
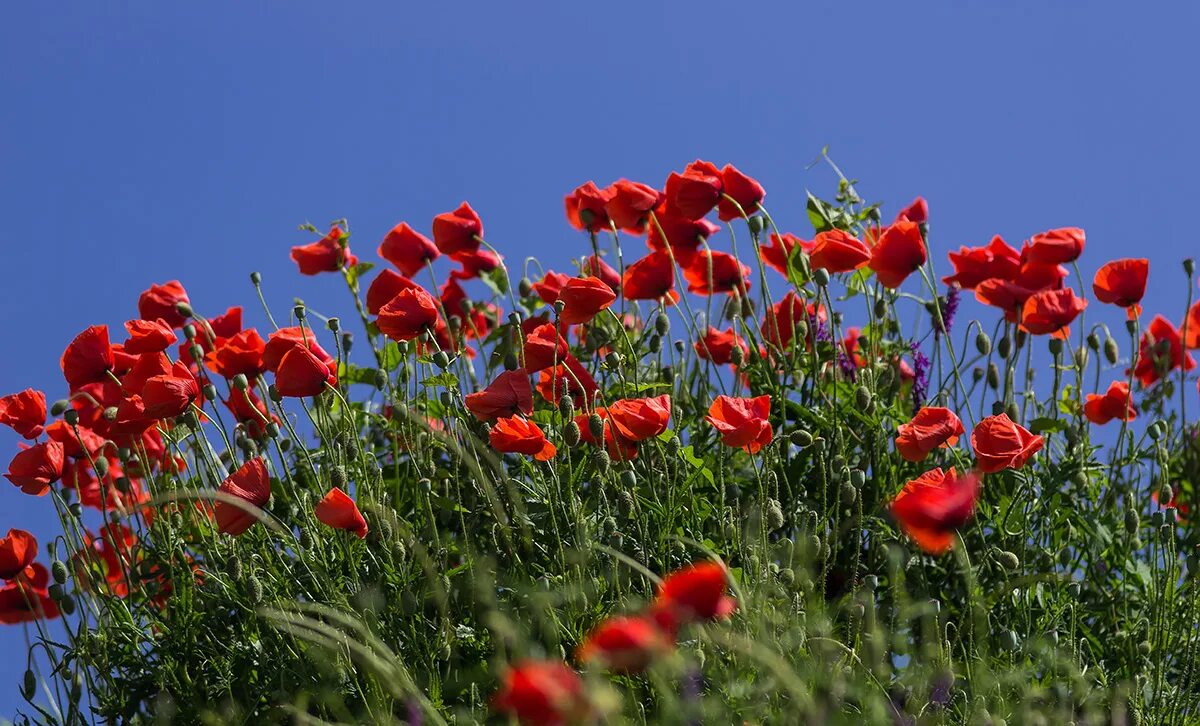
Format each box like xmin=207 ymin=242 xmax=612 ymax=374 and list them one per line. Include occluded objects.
xmin=2 ymin=0 xmax=1199 ymax=713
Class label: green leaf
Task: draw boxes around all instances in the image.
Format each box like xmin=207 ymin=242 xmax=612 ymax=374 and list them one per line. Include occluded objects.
xmin=337 ymin=363 xmax=379 ymax=386
xmin=679 ymin=444 xmax=715 ymax=484
xmin=421 ymin=371 xmax=460 ymax=390
xmin=481 ymin=266 xmax=509 ymax=296
xmin=1028 ymin=417 xmax=1067 ymax=434
xmin=806 ymin=191 xmax=834 ymax=234
xmin=379 ymin=342 xmax=403 ymax=371
xmin=348 ymin=261 xmax=376 ymax=281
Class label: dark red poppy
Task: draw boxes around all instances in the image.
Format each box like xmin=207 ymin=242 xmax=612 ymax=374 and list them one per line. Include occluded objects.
xmin=1024 ymin=227 xmax=1085 ymax=265
xmin=490 ymin=416 xmax=556 ymax=461
xmin=315 ymin=486 xmax=369 ymax=539
xmin=214 ymin=457 xmax=270 ymax=536
xmin=646 ymin=213 xmax=719 ymax=267
xmin=889 ymin=467 xmax=980 ymax=555
xmin=760 ymin=233 xmax=813 ymax=277
xmin=576 ymin=614 xmax=672 ymax=673
xmin=522 ymin=324 xmax=569 ymax=372
xmin=432 ymin=202 xmax=483 ymax=256
xmin=894 ymin=197 xmax=929 ymax=224
xmin=377 ymin=222 xmax=439 ymax=276
xmin=142 ymin=361 xmax=201 ymax=419
xmin=61 ymin=325 xmax=115 ymax=391
xmin=465 ymin=369 xmax=533 ymax=421
xmin=564 ymin=181 xmax=614 ymax=233
xmin=580 ymin=255 xmax=620 ymax=291
xmin=716 ymin=164 xmax=765 ymax=221
xmin=1084 ymin=381 xmax=1136 ymax=425
xmin=694 ymin=327 xmax=748 ymax=365
xmin=605 ymin=179 xmax=663 ymax=234
xmin=942 ymin=236 xmax=1021 ymax=290
xmin=895 ymin=407 xmax=965 ymax=462
xmin=970 ymin=413 xmax=1044 ymax=473
xmin=138 ymin=280 xmax=191 ymax=328
xmin=122 ymin=318 xmax=177 ymax=355
xmin=1093 ymin=258 xmax=1149 ymax=318
xmin=705 ymin=395 xmax=773 ymax=453
xmin=376 ymin=288 xmax=440 ymax=342
xmin=5 ymin=441 xmax=64 ymax=496
xmin=536 ymin=360 xmax=598 ymax=408
xmin=0 ymin=573 xmax=59 ymax=624
xmin=1133 ymin=315 xmax=1197 ymax=386
xmin=275 ymin=346 xmax=337 ymax=397
xmin=205 ymin=328 xmax=266 ymax=379
xmin=366 ymin=269 xmax=423 ymax=315
xmin=1020 ymin=288 xmax=1087 ymax=337
xmin=664 ymin=160 xmax=723 ymax=220
xmin=558 ymin=276 xmax=617 ymax=324
xmin=607 ymin=394 xmax=671 ymax=442
xmin=622 ymin=250 xmax=678 ymax=303
xmin=491 ymin=660 xmax=589 ymax=726
xmin=449 ymin=248 xmax=501 ymax=280
xmin=683 ymin=250 xmax=750 ymax=296
xmin=809 ymin=229 xmax=871 ymax=273
xmin=651 ymin=561 xmax=736 ymax=634
xmin=291 ymin=225 xmax=357 ymax=275
xmin=869 ymin=221 xmax=927 ymax=288
xmin=0 ymin=529 xmax=37 ymax=580
xmin=0 ymin=389 xmax=46 ymax=439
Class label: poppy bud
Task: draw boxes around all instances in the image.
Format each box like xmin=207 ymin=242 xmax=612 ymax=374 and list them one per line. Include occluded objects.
xmin=674 ymin=339 xmax=685 ymax=354
xmin=175 ymin=301 xmax=193 ymax=319
xmin=730 ymin=343 xmax=746 ymax=366
xmin=432 ymin=351 xmax=450 ymax=370
xmin=265 ymin=422 xmax=280 ymax=439
xmin=1186 ymin=258 xmax=1196 ymax=277
xmin=52 ymin=560 xmax=68 ymax=584
xmin=1005 ymin=402 xmax=1019 ymax=422
xmin=972 ymin=366 xmax=984 ymax=383
xmin=1086 ymin=332 xmax=1100 ymax=350
xmin=188 ymin=344 xmax=204 ymax=364
xmin=60 ymin=595 xmax=76 ymax=615
xmin=1104 ymin=337 xmax=1119 ymax=364
xmin=268 ymin=384 xmax=282 ymax=402
xmin=999 ymin=630 xmax=1020 ymax=652
xmin=1015 ymin=330 xmax=1027 ymax=349
xmin=619 ymin=470 xmax=636 ymax=488
xmin=850 ymin=469 xmax=866 ymax=488
xmin=1166 ymin=507 xmax=1178 ymax=524
xmin=502 ymin=351 xmax=518 ymax=371
xmin=517 ymin=277 xmax=533 ymax=298
xmin=247 ymin=575 xmax=263 ymax=604
xmin=747 ymin=215 xmax=765 ymax=236
xmin=94 ymin=457 xmax=109 ymax=478
xmin=855 ymin=386 xmax=872 ymax=410
xmin=840 ymin=481 xmax=857 ymax=504
xmin=655 ymin=314 xmax=670 ymax=336
xmin=665 ymin=436 xmax=681 ymax=456
xmin=1149 ymin=422 xmax=1164 ymax=441
xmin=790 ymin=429 xmax=812 ymax=447
xmin=202 ymin=383 xmax=218 ymax=401
xmin=563 ymin=421 xmax=581 ymax=447
xmin=766 ymin=499 xmax=785 ymax=530
xmin=50 ymin=399 xmax=70 ymax=416
xmin=647 ymin=335 xmax=661 ymax=353
xmin=593 ymin=450 xmax=611 ymax=473
xmin=22 ymin=669 xmax=35 ymax=699
xmin=1048 ymin=338 xmax=1064 ymax=356
xmin=873 ymin=297 xmax=888 ymax=319
xmin=1074 ymin=348 xmax=1088 ymax=369
xmin=227 ymin=554 xmax=243 ymax=579
xmin=102 ymin=406 xmax=118 ymax=422
xmin=996 ymin=550 xmax=1020 ymax=570
xmin=371 ymin=369 xmax=388 ymax=390
xmin=997 ymin=335 xmax=1012 ymax=359
xmin=438 ymin=391 xmax=451 ymax=407
xmin=68 ymin=502 xmax=82 ymax=518
xmin=250 ymin=271 xmax=262 ymax=285
xmin=604 ymin=351 xmax=622 ymax=369
xmin=48 ymin=583 xmax=64 ymax=601
xmin=813 ymin=268 xmax=831 ymax=287
xmin=557 ymin=395 xmax=574 ymax=418
xmin=330 ymin=465 xmax=347 ymax=488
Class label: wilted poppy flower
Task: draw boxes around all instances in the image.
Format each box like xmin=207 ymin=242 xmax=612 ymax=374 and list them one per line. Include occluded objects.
xmin=365 ymin=269 xmax=423 ymax=315
xmin=61 ymin=325 xmax=115 ymax=391
xmin=896 ymin=407 xmax=965 ymax=462
xmin=623 ymin=250 xmax=679 ymax=303
xmin=522 ymin=324 xmax=569 ymax=372
xmin=138 ymin=280 xmax=191 ymax=328
xmin=558 ymin=276 xmax=617 ymax=324
xmin=889 ymin=467 xmax=980 ymax=555
xmin=894 ymin=197 xmax=929 ymax=224
xmin=291 ymin=225 xmax=357 ymax=275
xmin=664 ymin=160 xmax=723 ymax=220
xmin=1025 ymin=227 xmax=1085 ymax=265
xmin=491 ymin=660 xmax=589 ymax=726
xmin=683 ymin=250 xmax=750 ymax=296
xmin=695 ymin=327 xmax=748 ymax=365
xmin=1021 ymin=288 xmax=1087 ymax=337
xmin=449 ymin=247 xmax=501 ymax=280
xmin=275 ymin=346 xmax=337 ymax=397
xmin=314 ymin=486 xmax=368 ymax=538
xmin=607 ymin=394 xmax=671 ymax=442
xmin=432 ymin=202 xmax=483 ymax=256
xmin=809 ymin=229 xmax=871 ymax=273
xmin=971 ymin=413 xmax=1044 ymax=473
xmin=377 ymin=222 xmax=439 ymax=276
xmin=141 ymin=361 xmax=200 ymax=419
xmin=716 ymin=164 xmax=765 ymax=221
xmin=122 ymin=318 xmax=177 ymax=355
xmin=869 ymin=221 xmax=927 ymax=288
xmin=1084 ymin=381 xmax=1136 ymax=425
xmin=942 ymin=236 xmax=1021 ymax=290
xmin=760 ymin=233 xmax=813 ymax=277
xmin=564 ymin=181 xmax=614 ymax=233
xmin=580 ymin=255 xmax=620 ymax=292
xmin=465 ymin=369 xmax=534 ymax=421
xmin=490 ymin=416 xmax=556 ymax=461
xmin=205 ymin=328 xmax=266 ymax=379
xmin=1093 ymin=258 xmax=1149 ymax=318
xmin=1133 ymin=315 xmax=1197 ymax=386
xmin=0 ymin=529 xmax=37 ymax=580
xmin=605 ymin=179 xmax=663 ymax=234
xmin=647 ymin=213 xmax=720 ymax=267
xmin=376 ymin=288 xmax=440 ymax=341
xmin=577 ymin=614 xmax=672 ymax=673
xmin=5 ymin=441 xmax=64 ymax=496
xmin=705 ymin=395 xmax=773 ymax=453
xmin=651 ymin=561 xmax=736 ymax=634
xmin=0 ymin=389 xmax=46 ymax=439
xmin=214 ymin=457 xmax=270 ymax=536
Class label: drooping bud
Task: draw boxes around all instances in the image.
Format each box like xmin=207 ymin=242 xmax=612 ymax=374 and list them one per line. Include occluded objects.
xmin=975 ymin=332 xmax=992 ymax=356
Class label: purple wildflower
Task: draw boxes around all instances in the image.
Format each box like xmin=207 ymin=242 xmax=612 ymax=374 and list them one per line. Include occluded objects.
xmin=838 ymin=345 xmax=858 ymax=380
xmin=910 ymin=341 xmax=929 ymax=409
xmin=940 ymin=286 xmax=960 ymax=336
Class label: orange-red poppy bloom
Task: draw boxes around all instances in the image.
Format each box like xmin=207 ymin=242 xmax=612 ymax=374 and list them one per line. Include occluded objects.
xmin=1132 ymin=315 xmax=1197 ymax=386
xmin=664 ymin=160 xmax=723 ymax=220
xmin=291 ymin=225 xmax=357 ymax=275
xmin=894 ymin=197 xmax=929 ymax=224
xmin=377 ymin=222 xmax=439 ymax=277
xmin=896 ymin=407 xmax=965 ymax=462
xmin=141 ymin=361 xmax=200 ymax=419
xmin=564 ymin=181 xmax=614 ymax=233
xmin=970 ymin=413 xmax=1044 ymax=473
xmin=365 ymin=269 xmax=423 ymax=315
xmin=809 ymin=229 xmax=871 ymax=273
xmin=535 ymin=360 xmax=598 ymax=408
xmin=138 ymin=280 xmax=191 ymax=328
xmin=581 ymin=255 xmax=620 ymax=292
xmin=275 ymin=346 xmax=337 ymax=398
xmin=1020 ymin=288 xmax=1087 ymax=337
xmin=646 ymin=213 xmax=720 ymax=267
xmin=942 ymin=236 xmax=1021 ymax=290
xmin=450 ymin=248 xmax=500 ymax=280
xmin=694 ymin=327 xmax=748 ymax=365
xmin=465 ymin=369 xmax=534 ymax=421
xmin=869 ymin=221 xmax=927 ymax=288
xmin=432 ymin=202 xmax=483 ymax=256
xmin=622 ymin=250 xmax=678 ymax=303
xmin=607 ymin=395 xmax=671 ymax=442
xmin=1093 ymin=258 xmax=1149 ymax=318
xmin=1084 ymin=381 xmax=1136 ymax=425
xmin=573 ymin=408 xmax=638 ymax=461
xmin=650 ymin=561 xmax=737 ymax=635
xmin=683 ymin=250 xmax=750 ymax=296
xmin=491 ymin=660 xmax=589 ymax=726
xmin=522 ymin=324 xmax=569 ymax=373
xmin=213 ymin=457 xmax=270 ymax=536
xmin=376 ymin=288 xmax=440 ymax=341
xmin=490 ymin=416 xmax=556 ymax=461
xmin=760 ymin=232 xmax=813 ymax=277
xmin=889 ymin=467 xmax=980 ymax=555
xmin=61 ymin=325 xmax=115 ymax=391
xmin=205 ymin=328 xmax=266 ymax=379
xmin=531 ymin=271 xmax=570 ymax=304
xmin=1185 ymin=301 xmax=1200 ymax=349
xmin=576 ymin=614 xmax=673 ymax=673
xmin=0 ymin=529 xmax=37 ymax=581
xmin=760 ymin=291 xmax=823 ymax=349
xmin=122 ymin=318 xmax=177 ymax=355
xmin=5 ymin=441 xmax=65 ymax=496
xmin=557 ymin=276 xmax=617 ymax=325
xmin=716 ymin=164 xmax=765 ymax=221
xmin=604 ymin=179 xmax=662 ymax=234
xmin=1024 ymin=227 xmax=1085 ymax=265
xmin=705 ymin=395 xmax=773 ymax=453
xmin=0 ymin=389 xmax=46 ymax=440
xmin=315 ymin=486 xmax=368 ymax=539
xmin=262 ymin=327 xmax=334 ymax=374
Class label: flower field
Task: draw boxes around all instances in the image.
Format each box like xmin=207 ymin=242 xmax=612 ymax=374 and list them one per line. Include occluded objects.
xmin=3 ymin=158 xmax=1199 ymax=723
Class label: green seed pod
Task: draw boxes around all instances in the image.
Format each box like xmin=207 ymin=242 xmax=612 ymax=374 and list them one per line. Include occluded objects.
xmin=563 ymin=421 xmax=581 ymax=447
xmin=619 ymin=470 xmax=637 ymax=488
xmin=247 ymin=575 xmax=263 ymax=604
xmin=432 ymin=351 xmax=450 ymax=370
xmin=372 ymin=369 xmax=389 ymax=389
xmin=975 ymin=331 xmax=992 ymax=356
xmin=175 ymin=301 xmax=194 ymax=319
xmin=604 ymin=351 xmax=622 ymax=369
xmin=1104 ymin=336 xmax=1119 ymax=364
xmin=68 ymin=502 xmax=83 ymax=518
xmin=232 ymin=373 xmax=249 ymax=391
xmin=588 ymin=413 xmax=605 ymax=439
xmin=50 ymin=399 xmax=70 ymax=416
xmin=747 ymin=215 xmax=766 ymax=236
xmin=1048 ymin=337 xmax=1064 ymax=356
xmin=855 ymin=386 xmax=872 ymax=410
xmin=813 ymin=268 xmax=831 ymax=287
xmin=341 ymin=331 xmax=354 ymax=353
xmin=790 ymin=429 xmax=813 ymax=448
xmin=863 ymin=574 xmax=879 ymax=591
xmin=999 ymin=629 xmax=1020 ymax=652
xmin=840 ymin=481 xmax=857 ymax=505
xmin=997 ymin=550 xmax=1020 ymax=570
xmin=850 ymin=469 xmax=866 ymax=488
xmin=1149 ymin=421 xmax=1164 ymax=441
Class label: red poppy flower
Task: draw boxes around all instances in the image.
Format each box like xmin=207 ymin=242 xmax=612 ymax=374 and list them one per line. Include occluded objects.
xmin=604 ymin=179 xmax=663 ymax=234
xmin=694 ymin=327 xmax=748 ymax=365
xmin=558 ymin=276 xmax=617 ymax=324
xmin=894 ymin=197 xmax=929 ymax=224
xmin=974 ymin=279 xmax=1034 ymax=322
xmin=970 ymin=413 xmax=1044 ymax=473
xmin=522 ymin=324 xmax=569 ymax=372
xmin=465 ymin=369 xmax=534 ymax=421
xmin=491 ymin=660 xmax=589 ymax=726
xmin=564 ymin=181 xmax=615 ymax=233
xmin=536 ymin=359 xmax=598 ymax=408
xmin=647 ymin=213 xmax=720 ymax=267
xmin=226 ymin=388 xmax=276 ymax=439
xmin=889 ymin=467 xmax=980 ymax=555
xmin=44 ymin=421 xmax=104 ymax=460
xmin=1084 ymin=381 xmax=1136 ymax=425
xmin=205 ymin=328 xmax=266 ymax=379
xmin=138 ymin=280 xmax=191 ymax=328
xmin=895 ymin=407 xmax=965 ymax=462
xmin=432 ymin=202 xmax=483 ymax=256
xmin=1133 ymin=315 xmax=1197 ymax=386
xmin=651 ymin=561 xmax=736 ymax=634
xmin=376 ymin=288 xmax=440 ymax=342
xmin=683 ymin=250 xmax=751 ymax=296
xmin=439 ymin=277 xmax=469 ymax=319
xmin=275 ymin=346 xmax=337 ymax=397
xmin=142 ymin=361 xmax=201 ymax=419
xmin=531 ymin=271 xmax=571 ymax=304
xmin=664 ymin=160 xmax=723 ymax=220
xmin=580 ymin=255 xmax=620 ymax=292
xmin=574 ymin=408 xmax=638 ymax=461
xmin=705 ymin=395 xmax=773 ymax=453
xmin=5 ymin=441 xmax=64 ymax=496
xmin=760 ymin=233 xmax=813 ymax=277
xmin=0 ymin=529 xmax=37 ymax=581
xmin=809 ymin=229 xmax=871 ymax=273
xmin=869 ymin=221 xmax=928 ymax=288
xmin=213 ymin=457 xmax=270 ymax=536
xmin=490 ymin=416 xmax=556 ymax=461
xmin=377 ymin=222 xmax=439 ymax=276
xmin=0 ymin=574 xmax=59 ymax=625
xmin=291 ymin=225 xmax=357 ymax=275
xmin=109 ymin=395 xmax=154 ymax=438
xmin=121 ymin=352 xmax=173 ymax=396
xmin=61 ymin=325 xmax=115 ymax=391
xmin=1015 ymin=258 xmax=1068 ymax=292
xmin=122 ymin=318 xmax=177 ymax=355
xmin=942 ymin=236 xmax=1021 ymax=290
xmin=449 ymin=248 xmax=501 ymax=280
xmin=1024 ymin=227 xmax=1085 ymax=265
xmin=576 ymin=614 xmax=672 ymax=673
xmin=622 ymin=250 xmax=679 ymax=303
xmin=1093 ymin=258 xmax=1149 ymax=318
xmin=1185 ymin=301 xmax=1200 ymax=349
xmin=716 ymin=164 xmax=765 ymax=221
xmin=606 ymin=394 xmax=671 ymax=442
xmin=365 ymin=269 xmax=423 ymax=315
xmin=760 ymin=291 xmax=823 ymax=349
xmin=315 ymin=486 xmax=369 ymax=539
xmin=0 ymin=389 xmax=46 ymax=439
xmin=1020 ymin=288 xmax=1087 ymax=337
